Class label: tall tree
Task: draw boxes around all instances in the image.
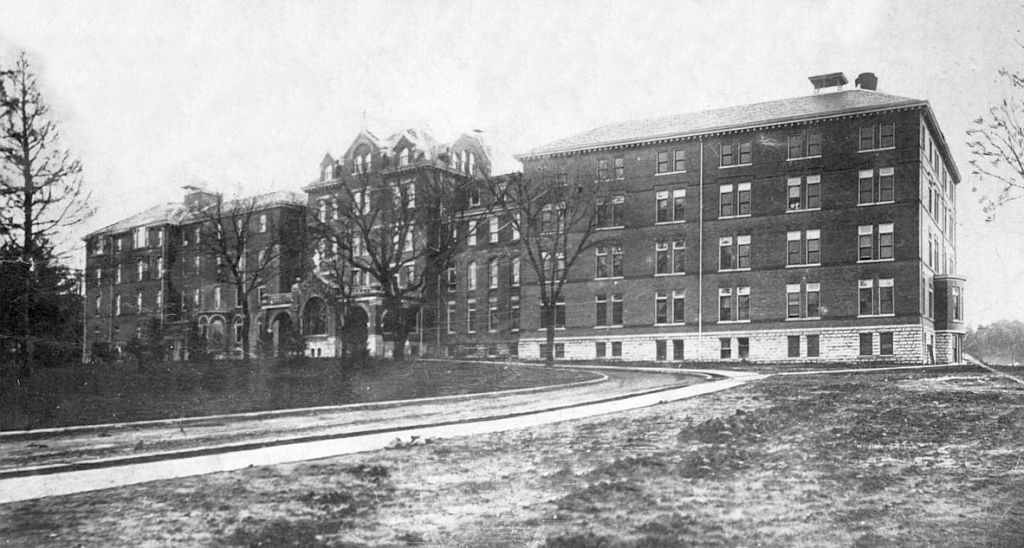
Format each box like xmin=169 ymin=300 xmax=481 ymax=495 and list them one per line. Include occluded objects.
xmin=967 ymin=62 xmax=1024 ymax=220
xmin=315 ymin=167 xmax=477 ymax=360
xmin=484 ymin=171 xmax=604 ymax=365
xmin=191 ymin=192 xmax=297 ymax=361
xmin=0 ymin=53 xmax=90 ymax=374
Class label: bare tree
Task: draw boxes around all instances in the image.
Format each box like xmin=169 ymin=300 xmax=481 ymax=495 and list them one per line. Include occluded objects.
xmin=315 ymin=167 xmax=479 ymax=360
xmin=191 ymin=192 xmax=296 ymax=361
xmin=0 ymin=53 xmax=91 ymax=374
xmin=967 ymin=64 xmax=1024 ymax=220
xmin=485 ymin=171 xmax=604 ymax=365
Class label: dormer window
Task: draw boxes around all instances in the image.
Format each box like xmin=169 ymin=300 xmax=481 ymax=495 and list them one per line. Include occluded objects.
xmin=399 ymin=148 xmax=410 ymax=167
xmin=352 ymin=145 xmax=372 ymax=174
xmin=322 ymin=163 xmax=333 ymax=181
xmin=468 ymin=152 xmax=476 ymax=175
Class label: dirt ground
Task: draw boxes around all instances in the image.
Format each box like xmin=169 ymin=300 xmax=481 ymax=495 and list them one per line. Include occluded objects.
xmin=3 ymin=365 xmax=1024 ymax=548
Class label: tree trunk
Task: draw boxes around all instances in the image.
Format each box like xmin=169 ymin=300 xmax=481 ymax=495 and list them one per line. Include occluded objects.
xmin=240 ymin=287 xmax=251 ymax=363
xmin=542 ymin=303 xmax=555 ymax=366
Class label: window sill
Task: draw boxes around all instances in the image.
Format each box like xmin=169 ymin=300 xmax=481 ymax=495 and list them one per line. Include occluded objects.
xmin=655 ymin=170 xmax=687 ymax=176
xmin=718 ymin=214 xmax=751 ymax=220
xmin=785 ymin=208 xmax=821 ymax=214
xmin=857 ymin=314 xmax=896 ymax=318
xmin=595 ymin=276 xmax=625 ymax=281
xmin=785 ymin=263 xmax=821 ymax=268
xmin=594 ymin=325 xmax=624 ymax=329
xmin=654 ymin=220 xmax=686 ymax=225
xmin=537 ymin=328 xmax=567 ymax=331
xmin=717 ymin=320 xmax=751 ymax=324
xmin=654 ymin=322 xmax=686 ymax=327
xmin=654 ymin=272 xmax=686 ymax=277
xmin=596 ymin=226 xmax=625 ymax=231
xmin=719 ymin=163 xmax=752 ymax=170
xmin=858 ymin=146 xmax=896 ymax=153
xmin=786 ymin=155 xmax=823 ymax=162
xmin=857 ymin=258 xmax=894 ymax=264
xmin=785 ymin=317 xmax=821 ymax=321
xmin=857 ymin=201 xmax=895 ymax=207
xmin=718 ymin=268 xmax=751 ymax=273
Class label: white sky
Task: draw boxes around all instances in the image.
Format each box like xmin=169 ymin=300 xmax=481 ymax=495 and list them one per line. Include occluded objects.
xmin=1 ymin=0 xmax=1022 ymax=326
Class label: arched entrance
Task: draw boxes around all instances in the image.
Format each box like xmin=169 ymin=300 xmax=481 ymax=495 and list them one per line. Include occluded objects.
xmin=341 ymin=305 xmax=369 ymax=359
xmin=271 ymin=312 xmax=297 ymax=357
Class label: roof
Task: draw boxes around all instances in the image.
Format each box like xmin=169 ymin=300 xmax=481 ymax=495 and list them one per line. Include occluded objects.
xmin=519 ymin=89 xmax=927 ymax=158
xmin=86 ymin=202 xmax=188 ymax=238
xmin=84 ymin=190 xmax=305 ymax=240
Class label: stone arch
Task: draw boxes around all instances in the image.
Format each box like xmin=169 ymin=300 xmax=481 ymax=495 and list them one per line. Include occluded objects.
xmin=302 ymin=297 xmax=328 ymax=336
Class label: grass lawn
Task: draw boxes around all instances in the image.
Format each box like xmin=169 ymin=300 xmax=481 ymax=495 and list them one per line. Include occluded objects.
xmin=0 ymin=359 xmax=596 ymax=431
xmin=3 ymin=365 xmax=1023 ymax=547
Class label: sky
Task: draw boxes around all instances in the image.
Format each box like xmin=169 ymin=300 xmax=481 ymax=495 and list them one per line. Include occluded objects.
xmin=0 ymin=0 xmax=1022 ymax=326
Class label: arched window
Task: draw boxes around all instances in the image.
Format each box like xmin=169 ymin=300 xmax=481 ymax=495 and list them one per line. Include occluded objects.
xmin=303 ymin=298 xmax=328 ymax=335
xmin=209 ymin=317 xmax=226 ymax=347
xmin=233 ymin=316 xmax=244 ymax=346
xmin=198 ymin=316 xmax=210 ymax=340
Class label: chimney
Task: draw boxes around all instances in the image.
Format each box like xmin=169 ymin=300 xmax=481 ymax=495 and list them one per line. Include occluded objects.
xmin=183 ymin=186 xmax=220 ymax=210
xmin=855 ymin=72 xmax=878 ymax=91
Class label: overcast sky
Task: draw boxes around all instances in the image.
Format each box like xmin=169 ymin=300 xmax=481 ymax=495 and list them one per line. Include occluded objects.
xmin=1 ymin=0 xmax=1022 ymax=326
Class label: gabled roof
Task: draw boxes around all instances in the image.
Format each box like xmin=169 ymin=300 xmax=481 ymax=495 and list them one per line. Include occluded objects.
xmin=518 ymin=89 xmax=927 ymax=158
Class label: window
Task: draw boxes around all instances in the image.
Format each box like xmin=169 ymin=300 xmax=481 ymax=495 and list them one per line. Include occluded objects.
xmin=656 ymin=189 xmax=686 ymax=223
xmin=611 ymin=294 xmax=623 ymax=326
xmin=489 ymin=259 xmax=499 ymax=288
xmin=510 ymin=295 xmax=520 ymax=331
xmin=511 ymin=258 xmax=520 ymax=286
xmin=136 ymin=292 xmax=143 ymax=314
xmin=807 ymin=335 xmax=820 ymax=357
xmin=115 ymin=294 xmax=122 ymax=316
xmin=657 ymin=151 xmax=669 ymax=174
xmin=399 ymin=148 xmax=410 ymax=166
xmin=674 ymin=149 xmax=686 ymax=172
xmin=595 ymin=245 xmax=623 ymax=278
xmin=788 ymin=130 xmax=822 ymax=159
xmin=952 ymin=286 xmax=962 ymax=321
xmin=597 ymin=158 xmax=609 ymax=181
xmin=596 ymin=341 xmax=607 ymax=358
xmin=719 ymin=287 xmax=750 ymax=322
xmin=488 ymin=297 xmax=498 ymax=332
xmin=542 ymin=295 xmax=566 ymax=329
xmin=786 ymin=283 xmax=821 ymax=319
xmin=595 ymin=294 xmax=607 ymax=327
xmin=446 ymin=301 xmax=455 ymax=333
xmin=655 ymin=290 xmax=685 ymax=325
xmin=880 ymin=332 xmax=894 ymax=355
xmin=719 ymin=183 xmax=751 ymax=217
xmin=214 ymin=286 xmax=222 ymax=309
xmin=720 ymin=338 xmax=732 ymax=359
xmin=787 ymin=175 xmax=821 ymax=211
xmin=673 ymin=339 xmax=685 ymax=360
xmin=512 ymin=213 xmax=520 ymax=241
xmin=259 ymin=214 xmax=267 ymax=233
xmin=859 ymin=332 xmax=873 ymax=355
xmin=194 ymin=227 xmax=201 ymax=245
xmin=719 ymin=236 xmax=751 ymax=271
xmin=467 ymin=261 xmax=477 ymax=290
xmin=556 ymin=164 xmax=568 ymax=185
xmin=489 ymin=216 xmax=499 ymax=243
xmin=859 ymin=278 xmax=895 ymax=316
xmin=927 ymin=277 xmax=935 ymax=318
xmin=786 ymin=230 xmax=821 ymax=266
xmin=94 ymin=268 xmax=102 ymax=286
xmin=597 ymin=196 xmax=625 ymax=228
xmin=116 ymin=265 xmax=122 ymax=284
xmin=614 ymin=157 xmax=624 ymax=179
xmin=788 ymin=336 xmax=800 ymax=358
xmin=155 ymin=228 xmax=163 ymax=247
xmin=469 ymin=187 xmax=481 ymax=207
xmin=858 ymin=168 xmax=895 ymax=205
xmin=467 ymin=299 xmax=477 ymax=333
xmin=543 ymin=252 xmax=566 ymax=280
xmin=721 ymin=141 xmax=752 ymax=167
xmin=858 ymin=223 xmax=894 ymax=261
xmin=133 ymin=228 xmax=146 ymax=249
xmin=541 ymin=205 xmax=565 ymax=233
xmin=656 ymin=340 xmax=667 ymax=361
xmin=611 ymin=341 xmax=622 ymax=357
xmin=468 ymin=220 xmax=478 ymax=246
xmin=859 ymin=122 xmax=896 ymax=151
xmin=137 ymin=260 xmax=146 ymax=281
xmin=738 ymin=337 xmax=750 ymax=359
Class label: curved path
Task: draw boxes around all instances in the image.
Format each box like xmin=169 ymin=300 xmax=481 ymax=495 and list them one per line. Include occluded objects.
xmin=0 ymin=364 xmax=759 ymax=504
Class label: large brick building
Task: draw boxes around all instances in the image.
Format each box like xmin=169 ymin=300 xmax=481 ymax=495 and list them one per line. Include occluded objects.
xmin=83 ymin=72 xmax=965 ymax=365
xmin=507 ymin=72 xmax=965 ymax=364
